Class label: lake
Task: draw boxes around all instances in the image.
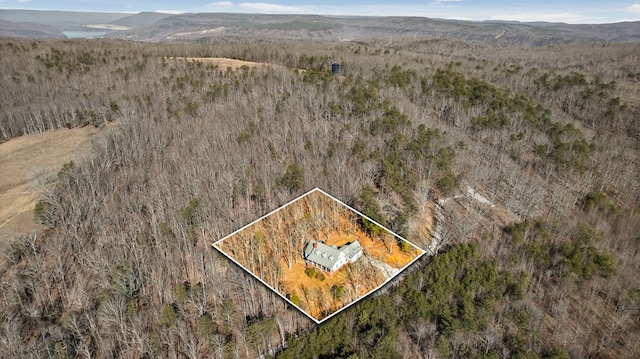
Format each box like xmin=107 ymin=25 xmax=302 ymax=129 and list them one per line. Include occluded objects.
xmin=63 ymin=31 xmax=107 ymax=39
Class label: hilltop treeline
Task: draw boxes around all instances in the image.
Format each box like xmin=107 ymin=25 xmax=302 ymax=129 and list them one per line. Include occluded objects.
xmin=0 ymin=37 xmax=638 ymax=358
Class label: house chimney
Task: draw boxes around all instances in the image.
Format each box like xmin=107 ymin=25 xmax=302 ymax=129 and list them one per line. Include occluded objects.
xmin=313 ymin=241 xmax=318 ymax=248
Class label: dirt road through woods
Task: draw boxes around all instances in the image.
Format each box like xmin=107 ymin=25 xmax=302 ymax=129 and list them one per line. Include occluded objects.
xmin=0 ymin=126 xmax=101 ymax=263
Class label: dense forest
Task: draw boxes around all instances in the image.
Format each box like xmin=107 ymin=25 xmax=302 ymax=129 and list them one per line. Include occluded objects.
xmin=0 ymin=36 xmax=638 ymax=358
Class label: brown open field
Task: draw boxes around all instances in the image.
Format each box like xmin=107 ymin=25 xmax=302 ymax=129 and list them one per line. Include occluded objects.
xmin=168 ymin=56 xmax=300 ymax=72
xmin=168 ymin=57 xmax=264 ymax=69
xmin=0 ymin=126 xmax=101 ymax=263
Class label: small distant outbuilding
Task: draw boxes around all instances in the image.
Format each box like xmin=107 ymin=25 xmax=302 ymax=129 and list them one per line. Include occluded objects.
xmin=331 ymin=62 xmax=340 ymax=76
xmin=303 ymin=240 xmax=362 ymax=275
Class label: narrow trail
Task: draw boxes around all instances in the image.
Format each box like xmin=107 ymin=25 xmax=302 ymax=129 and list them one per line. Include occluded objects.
xmin=428 ymin=199 xmax=447 ymax=255
xmin=428 ymin=185 xmax=493 ymax=255
xmin=465 ymin=185 xmax=494 ymax=207
xmin=361 ymin=254 xmax=400 ymax=279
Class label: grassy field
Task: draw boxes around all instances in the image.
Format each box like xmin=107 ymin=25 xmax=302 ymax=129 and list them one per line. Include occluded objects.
xmin=0 ymin=126 xmax=101 ymax=264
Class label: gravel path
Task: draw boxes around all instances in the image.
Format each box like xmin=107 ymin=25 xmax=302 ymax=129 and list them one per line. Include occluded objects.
xmin=361 ymin=254 xmax=400 ymax=280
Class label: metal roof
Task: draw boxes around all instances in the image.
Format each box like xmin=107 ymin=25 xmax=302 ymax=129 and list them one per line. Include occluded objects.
xmin=304 ymin=240 xmax=344 ymax=270
xmin=303 ymin=240 xmax=362 ymax=271
xmin=341 ymin=241 xmax=362 ymax=261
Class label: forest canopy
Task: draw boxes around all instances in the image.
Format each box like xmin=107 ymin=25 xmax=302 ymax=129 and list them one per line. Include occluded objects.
xmin=0 ymin=37 xmax=638 ymax=358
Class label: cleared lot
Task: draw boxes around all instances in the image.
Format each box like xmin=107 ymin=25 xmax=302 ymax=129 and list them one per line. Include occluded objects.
xmin=0 ymin=126 xmax=101 ymax=262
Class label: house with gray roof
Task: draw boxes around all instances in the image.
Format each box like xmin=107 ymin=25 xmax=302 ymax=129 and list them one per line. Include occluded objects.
xmin=303 ymin=240 xmax=363 ymax=275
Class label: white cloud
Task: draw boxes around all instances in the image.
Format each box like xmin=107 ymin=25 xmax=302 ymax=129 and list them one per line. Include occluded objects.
xmin=490 ymin=12 xmax=589 ymax=23
xmin=430 ymin=0 xmax=462 ymax=5
xmin=17 ymin=0 xmax=32 ymax=3
xmin=155 ymin=10 xmax=186 ymax=14
xmin=207 ymin=1 xmax=234 ymax=7
xmin=238 ymin=2 xmax=305 ymax=13
xmin=446 ymin=16 xmax=472 ymax=21
xmin=627 ymin=4 xmax=640 ymax=13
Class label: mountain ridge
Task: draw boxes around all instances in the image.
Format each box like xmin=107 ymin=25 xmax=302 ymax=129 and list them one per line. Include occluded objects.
xmin=0 ymin=9 xmax=638 ymax=46
xmin=0 ymin=19 xmax=65 ymax=38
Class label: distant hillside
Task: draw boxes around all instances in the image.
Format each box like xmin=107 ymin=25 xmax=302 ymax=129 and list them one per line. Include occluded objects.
xmin=0 ymin=19 xmax=65 ymax=38
xmin=0 ymin=10 xmax=639 ymax=46
xmin=107 ymin=13 xmax=640 ymax=46
xmin=0 ymin=9 xmax=129 ymax=31
xmin=109 ymin=12 xmax=172 ymax=28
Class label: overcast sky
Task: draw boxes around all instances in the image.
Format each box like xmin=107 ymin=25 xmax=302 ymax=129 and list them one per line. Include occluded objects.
xmin=2 ymin=0 xmax=640 ymax=23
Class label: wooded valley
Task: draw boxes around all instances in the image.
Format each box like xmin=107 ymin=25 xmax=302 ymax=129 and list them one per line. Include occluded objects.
xmin=0 ymin=36 xmax=638 ymax=358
